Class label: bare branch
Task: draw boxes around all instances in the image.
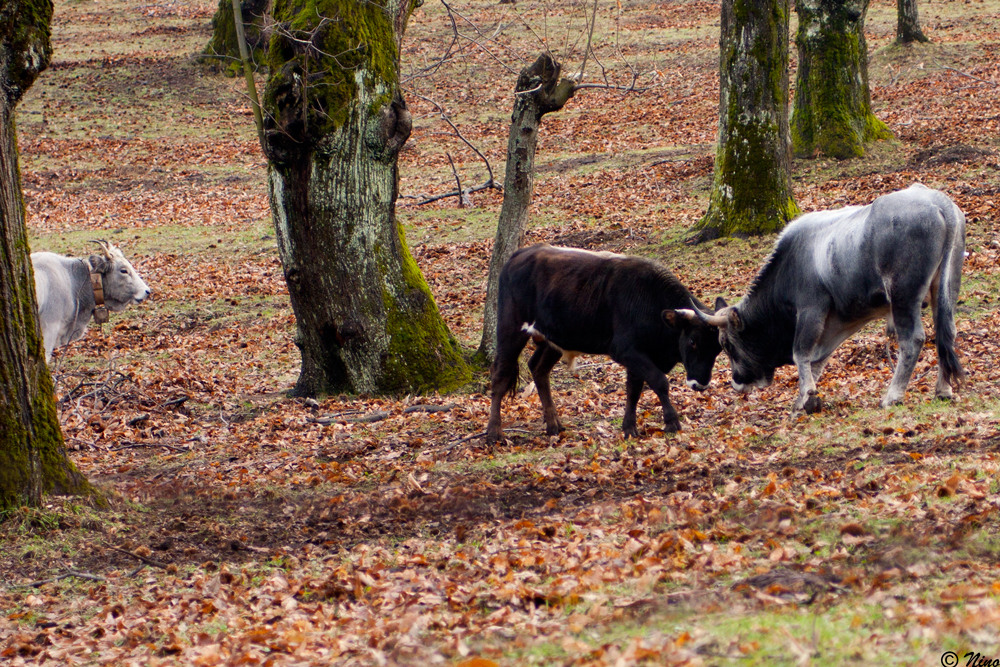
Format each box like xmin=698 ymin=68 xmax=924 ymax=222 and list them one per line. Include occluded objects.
xmin=446 ymin=153 xmax=471 ymax=207
xmin=403 ymin=0 xmax=461 ymax=84
xmin=407 ymin=92 xmax=501 ymax=205
xmin=411 ymin=180 xmax=500 ymax=207
xmin=16 ymin=570 xmax=107 ymax=588
xmin=105 ymin=544 xmax=170 ymax=569
xmin=932 ymin=60 xmax=998 ymax=87
xmin=440 ymin=0 xmax=523 ymax=75
xmin=576 ymin=0 xmax=600 ymax=81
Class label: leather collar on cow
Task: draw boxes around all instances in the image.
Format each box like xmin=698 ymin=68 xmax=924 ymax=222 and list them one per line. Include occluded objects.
xmin=87 ymin=261 xmax=110 ymax=324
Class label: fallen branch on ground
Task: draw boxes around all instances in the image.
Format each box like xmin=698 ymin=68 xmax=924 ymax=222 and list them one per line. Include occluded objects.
xmin=403 ymin=403 xmax=456 ymax=413
xmin=17 ymin=570 xmax=108 ymax=588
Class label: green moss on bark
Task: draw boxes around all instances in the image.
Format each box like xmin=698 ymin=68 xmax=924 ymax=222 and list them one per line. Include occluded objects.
xmin=380 ymin=225 xmax=471 ymax=393
xmin=201 ymin=0 xmax=269 ymax=75
xmin=265 ymin=0 xmax=399 ymax=144
xmin=264 ymin=0 xmax=469 ymax=397
xmin=1 ymin=0 xmax=52 ymax=102
xmin=791 ymin=0 xmax=892 ymax=159
xmin=0 ymin=1 xmax=98 ymax=512
xmin=695 ymin=0 xmax=798 ymax=240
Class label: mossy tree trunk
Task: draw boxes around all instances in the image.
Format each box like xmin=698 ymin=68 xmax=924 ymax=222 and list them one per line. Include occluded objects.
xmin=262 ymin=0 xmax=470 ymax=396
xmin=693 ymin=0 xmax=799 ymax=241
xmin=0 ymin=0 xmax=94 ymax=510
xmin=477 ymin=54 xmax=575 ymax=363
xmin=203 ymin=0 xmax=270 ymax=73
xmin=896 ymin=0 xmax=928 ymax=44
xmin=791 ymin=0 xmax=893 ymax=159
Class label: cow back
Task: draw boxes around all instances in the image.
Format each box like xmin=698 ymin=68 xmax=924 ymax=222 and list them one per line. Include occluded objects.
xmin=499 ymin=244 xmax=696 ymax=366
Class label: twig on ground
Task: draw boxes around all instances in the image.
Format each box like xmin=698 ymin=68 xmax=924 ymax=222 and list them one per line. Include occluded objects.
xmin=160 ymin=395 xmax=190 ymax=409
xmin=309 ymin=411 xmax=391 ymax=425
xmin=105 ymin=544 xmax=169 ymax=569
xmin=403 ymin=403 xmax=456 ymax=413
xmin=449 ymin=431 xmax=487 ymax=446
xmin=446 ymin=153 xmax=471 ymax=207
xmin=108 ymin=441 xmax=189 ymax=453
xmin=448 ymin=428 xmax=532 ymax=447
xmin=347 ymin=411 xmax=391 ymax=424
xmin=413 ymin=180 xmax=501 ymax=206
xmin=933 ymin=61 xmax=998 ymax=87
xmin=18 ymin=570 xmax=108 ymax=588
xmin=407 ymin=93 xmax=501 ymax=207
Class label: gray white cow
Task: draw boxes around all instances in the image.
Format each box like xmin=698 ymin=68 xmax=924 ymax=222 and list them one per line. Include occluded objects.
xmin=685 ymin=184 xmax=966 ymax=413
xmin=32 ymin=241 xmax=151 ymax=362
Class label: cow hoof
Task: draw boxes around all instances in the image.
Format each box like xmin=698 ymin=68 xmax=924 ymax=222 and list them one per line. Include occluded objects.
xmin=664 ymin=420 xmax=681 ymax=434
xmin=934 ymin=384 xmax=955 ymax=401
xmin=545 ymin=423 xmax=565 ymax=436
xmin=623 ymin=426 xmax=639 ymax=439
xmin=803 ymin=394 xmax=822 ymax=414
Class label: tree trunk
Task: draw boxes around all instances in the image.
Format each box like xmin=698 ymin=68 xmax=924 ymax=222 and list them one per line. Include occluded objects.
xmin=896 ymin=0 xmax=929 ymax=44
xmin=693 ymin=0 xmax=799 ymax=241
xmin=791 ymin=0 xmax=893 ymax=159
xmin=0 ymin=0 xmax=94 ymax=510
xmin=262 ymin=0 xmax=470 ymax=397
xmin=202 ymin=0 xmax=270 ymax=74
xmin=476 ymin=54 xmax=575 ymax=363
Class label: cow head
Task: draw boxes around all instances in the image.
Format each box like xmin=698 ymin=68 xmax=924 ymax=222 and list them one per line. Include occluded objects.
xmin=662 ymin=305 xmax=723 ymax=391
xmin=89 ymin=241 xmax=152 ymax=312
xmin=679 ymin=297 xmax=773 ymax=393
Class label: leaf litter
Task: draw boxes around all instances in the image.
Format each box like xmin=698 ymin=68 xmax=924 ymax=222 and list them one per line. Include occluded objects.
xmin=3 ymin=0 xmax=1000 ymax=664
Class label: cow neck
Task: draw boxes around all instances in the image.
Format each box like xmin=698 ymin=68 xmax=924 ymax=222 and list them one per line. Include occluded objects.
xmin=85 ymin=258 xmax=110 ymax=324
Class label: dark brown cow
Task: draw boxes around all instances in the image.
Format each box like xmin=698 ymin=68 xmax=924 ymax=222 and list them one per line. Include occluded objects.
xmin=486 ymin=244 xmax=722 ymax=444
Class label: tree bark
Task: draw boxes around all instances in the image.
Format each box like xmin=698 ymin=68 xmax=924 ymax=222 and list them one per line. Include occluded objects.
xmin=0 ymin=0 xmax=94 ymax=510
xmin=262 ymin=0 xmax=470 ymax=397
xmin=896 ymin=0 xmax=929 ymax=44
xmin=202 ymin=0 xmax=270 ymax=74
xmin=791 ymin=0 xmax=893 ymax=159
xmin=476 ymin=54 xmax=575 ymax=363
xmin=693 ymin=0 xmax=799 ymax=241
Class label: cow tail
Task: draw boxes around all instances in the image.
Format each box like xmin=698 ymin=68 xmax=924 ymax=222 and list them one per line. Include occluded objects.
xmin=491 ymin=272 xmax=522 ymax=401
xmin=935 ymin=204 xmax=966 ymax=389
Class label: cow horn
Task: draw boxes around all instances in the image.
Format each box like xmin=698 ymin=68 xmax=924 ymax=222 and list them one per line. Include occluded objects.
xmin=686 ymin=305 xmax=725 ymax=327
xmin=92 ymin=239 xmax=113 ymax=259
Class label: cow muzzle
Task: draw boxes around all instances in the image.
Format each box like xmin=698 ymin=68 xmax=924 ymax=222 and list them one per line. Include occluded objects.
xmin=686 ymin=378 xmax=709 ymax=392
xmin=732 ymin=377 xmax=770 ymax=393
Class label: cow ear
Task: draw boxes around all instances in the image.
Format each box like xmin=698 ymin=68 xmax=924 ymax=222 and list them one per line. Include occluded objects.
xmin=662 ymin=309 xmax=684 ymax=328
xmin=88 ymin=254 xmax=109 ymax=273
xmin=728 ymin=308 xmax=744 ymax=332
xmin=714 ymin=296 xmax=728 ymax=312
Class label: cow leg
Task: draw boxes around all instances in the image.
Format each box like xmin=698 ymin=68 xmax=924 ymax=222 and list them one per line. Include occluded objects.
xmin=882 ymin=303 xmax=925 ymax=407
xmin=622 ymin=370 xmax=645 ymax=439
xmin=792 ymin=310 xmax=826 ymax=414
xmin=486 ymin=329 xmax=530 ymax=445
xmin=926 ymin=280 xmax=955 ymax=400
xmin=529 ymin=344 xmax=565 ymax=436
xmin=810 ymin=355 xmax=831 ymax=382
xmin=614 ymin=352 xmax=680 ymax=435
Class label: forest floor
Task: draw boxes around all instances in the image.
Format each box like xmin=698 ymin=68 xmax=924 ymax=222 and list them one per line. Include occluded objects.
xmin=2 ymin=0 xmax=1000 ymax=664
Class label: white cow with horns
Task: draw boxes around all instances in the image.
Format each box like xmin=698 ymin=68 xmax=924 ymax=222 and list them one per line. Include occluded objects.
xmin=681 ymin=184 xmax=966 ymax=414
xmin=31 ymin=240 xmax=151 ymax=362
